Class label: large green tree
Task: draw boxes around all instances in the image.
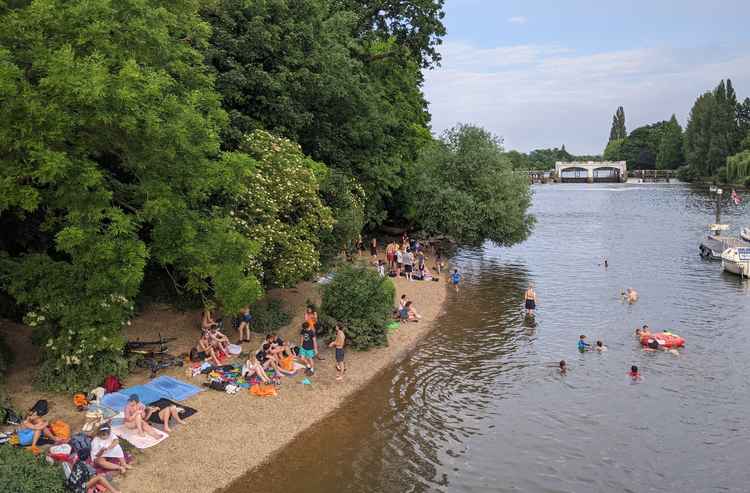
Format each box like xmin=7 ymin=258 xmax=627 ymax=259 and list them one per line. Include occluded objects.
xmin=620 ymin=122 xmax=667 ymax=169
xmin=202 ymin=0 xmax=433 ymax=225
xmin=609 ymin=106 xmax=627 ymax=142
xmin=404 ymin=125 xmax=535 ymax=246
xmin=0 ymin=0 xmax=260 ymax=390
xmin=656 ymin=115 xmax=685 ymax=169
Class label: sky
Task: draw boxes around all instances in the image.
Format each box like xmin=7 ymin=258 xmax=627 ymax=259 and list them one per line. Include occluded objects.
xmin=422 ymin=0 xmax=750 ymax=154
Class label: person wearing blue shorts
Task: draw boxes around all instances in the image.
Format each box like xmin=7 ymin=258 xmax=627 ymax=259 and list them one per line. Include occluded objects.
xmin=299 ymin=322 xmax=317 ymax=375
xmin=450 ymin=269 xmax=461 ymax=291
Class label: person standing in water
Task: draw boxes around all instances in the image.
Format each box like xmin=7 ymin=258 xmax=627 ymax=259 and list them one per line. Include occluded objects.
xmin=524 ymin=284 xmax=537 ymax=315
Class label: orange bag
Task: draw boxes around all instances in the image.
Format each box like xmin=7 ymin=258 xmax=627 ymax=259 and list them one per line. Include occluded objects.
xmin=49 ymin=420 xmax=71 ymax=441
xmin=250 ymin=384 xmax=277 ymax=397
xmin=73 ymin=393 xmax=88 ymax=409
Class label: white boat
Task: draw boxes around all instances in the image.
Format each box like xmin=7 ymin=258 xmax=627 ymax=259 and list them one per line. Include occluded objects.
xmin=721 ymin=247 xmax=750 ymax=277
xmin=741 ymin=227 xmax=750 ymax=243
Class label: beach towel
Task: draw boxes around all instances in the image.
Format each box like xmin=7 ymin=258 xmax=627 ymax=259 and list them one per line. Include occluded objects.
xmin=146 ymin=399 xmax=197 ymax=424
xmin=227 ymin=343 xmax=242 ymax=355
xmin=149 ymin=376 xmax=203 ymax=401
xmin=111 ymin=417 xmax=169 ymax=449
xmin=119 ymin=384 xmax=163 ymax=407
xmin=250 ymin=384 xmax=277 ymax=397
xmin=100 ymin=392 xmax=130 ymax=412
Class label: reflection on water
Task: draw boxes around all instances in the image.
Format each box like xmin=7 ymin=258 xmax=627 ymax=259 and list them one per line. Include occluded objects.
xmin=225 ymin=183 xmax=750 ymax=493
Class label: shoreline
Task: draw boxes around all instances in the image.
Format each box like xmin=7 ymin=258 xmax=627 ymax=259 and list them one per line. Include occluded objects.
xmin=121 ymin=269 xmax=447 ymax=492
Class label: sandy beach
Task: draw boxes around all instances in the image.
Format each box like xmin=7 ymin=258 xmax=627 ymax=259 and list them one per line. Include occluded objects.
xmin=0 ymin=264 xmax=447 ymax=493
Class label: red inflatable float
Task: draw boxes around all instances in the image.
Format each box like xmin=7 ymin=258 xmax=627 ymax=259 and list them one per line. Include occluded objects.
xmin=640 ymin=332 xmax=685 ymax=349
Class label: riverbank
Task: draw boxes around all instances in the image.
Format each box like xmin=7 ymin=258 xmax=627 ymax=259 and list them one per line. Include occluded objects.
xmin=0 ymin=261 xmax=447 ymax=493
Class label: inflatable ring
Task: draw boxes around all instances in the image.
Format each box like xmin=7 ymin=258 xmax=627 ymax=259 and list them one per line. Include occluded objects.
xmin=640 ymin=332 xmax=685 ymax=349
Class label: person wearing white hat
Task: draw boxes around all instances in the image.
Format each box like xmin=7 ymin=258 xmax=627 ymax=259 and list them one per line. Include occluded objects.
xmin=91 ymin=423 xmax=131 ymax=474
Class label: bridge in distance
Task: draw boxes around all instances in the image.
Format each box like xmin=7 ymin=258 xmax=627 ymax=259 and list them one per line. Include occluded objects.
xmin=526 ymin=162 xmax=675 ymax=183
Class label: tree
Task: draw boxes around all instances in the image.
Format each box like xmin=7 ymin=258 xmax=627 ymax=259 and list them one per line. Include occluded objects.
xmin=339 ymin=0 xmax=447 ymax=69
xmin=230 ymin=130 xmax=334 ymax=289
xmin=737 ymin=97 xmax=750 ymax=144
xmin=684 ymin=91 xmax=715 ymax=176
xmin=609 ymin=106 xmax=627 ymax=142
xmin=202 ymin=0 xmax=433 ymax=225
xmin=603 ymin=138 xmax=626 ymax=161
xmin=0 ymin=0 xmax=260 ymax=390
xmin=656 ymin=115 xmax=685 ymax=169
xmin=620 ymin=122 xmax=667 ymax=169
xmin=404 ymin=125 xmax=535 ymax=246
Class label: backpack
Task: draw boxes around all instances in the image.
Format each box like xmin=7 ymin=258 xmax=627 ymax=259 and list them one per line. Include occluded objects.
xmin=31 ymin=399 xmax=48 ymax=417
xmin=207 ymin=380 xmax=227 ymax=391
xmin=104 ymin=375 xmax=122 ymax=393
xmin=69 ymin=432 xmax=92 ymax=456
xmin=2 ymin=407 xmax=21 ymax=425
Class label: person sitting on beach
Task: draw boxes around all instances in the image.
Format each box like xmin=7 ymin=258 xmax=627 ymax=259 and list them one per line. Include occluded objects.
xmin=595 ymin=340 xmax=607 ymax=352
xmin=19 ymin=402 xmax=58 ymax=453
xmin=256 ymin=341 xmax=281 ymax=374
xmin=208 ymin=326 xmax=230 ymax=355
xmin=399 ymin=301 xmax=421 ymax=323
xmin=66 ymin=448 xmax=121 ymax=493
xmin=91 ymin=423 xmax=131 ymax=475
xmin=242 ymin=357 xmax=271 ymax=384
xmin=299 ymin=321 xmax=318 ymax=375
xmin=276 ymin=342 xmax=297 ymax=374
xmin=123 ymin=395 xmax=162 ymax=439
xmin=237 ymin=306 xmax=252 ymax=343
xmin=577 ymin=335 xmax=591 ymax=352
xmin=195 ymin=332 xmax=221 ymax=366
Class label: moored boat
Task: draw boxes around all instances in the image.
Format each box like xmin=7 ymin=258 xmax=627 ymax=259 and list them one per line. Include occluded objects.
xmin=721 ymin=247 xmax=750 ymax=277
xmin=741 ymin=227 xmax=750 ymax=243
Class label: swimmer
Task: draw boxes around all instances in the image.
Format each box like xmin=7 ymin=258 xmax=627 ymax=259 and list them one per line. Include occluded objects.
xmin=628 ymin=365 xmax=642 ymax=381
xmin=595 ymin=340 xmax=607 ymax=352
xmin=559 ymin=360 xmax=567 ymax=375
xmin=577 ymin=335 xmax=591 ymax=352
xmin=524 ymin=284 xmax=537 ymax=316
xmin=622 ymin=288 xmax=639 ymax=304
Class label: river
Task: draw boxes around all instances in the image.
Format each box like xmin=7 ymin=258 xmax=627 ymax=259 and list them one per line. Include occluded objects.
xmin=225 ymin=183 xmax=750 ymax=493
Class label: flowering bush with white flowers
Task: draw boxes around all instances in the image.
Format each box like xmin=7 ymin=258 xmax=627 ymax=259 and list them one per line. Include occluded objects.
xmin=233 ymin=131 xmax=334 ymax=287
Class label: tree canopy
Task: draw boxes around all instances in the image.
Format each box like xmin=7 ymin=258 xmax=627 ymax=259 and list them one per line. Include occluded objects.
xmin=405 ymin=125 xmax=535 ymax=246
xmin=655 ymin=115 xmax=685 ymax=170
xmin=609 ymin=106 xmax=627 ymax=142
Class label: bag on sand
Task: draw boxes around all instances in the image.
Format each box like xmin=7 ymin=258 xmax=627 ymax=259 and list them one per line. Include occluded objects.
xmin=104 ymin=375 xmax=122 ymax=393
xmin=50 ymin=420 xmax=71 ymax=441
xmin=250 ymin=384 xmax=277 ymax=397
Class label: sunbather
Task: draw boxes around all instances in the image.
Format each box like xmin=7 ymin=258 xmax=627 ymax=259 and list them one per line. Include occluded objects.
xmin=91 ymin=423 xmax=131 ymax=475
xmin=66 ymin=448 xmax=120 ymax=493
xmin=208 ymin=326 xmax=230 ymax=354
xmin=201 ymin=308 xmax=218 ymax=332
xmin=195 ymin=332 xmax=221 ymax=366
xmin=148 ymin=403 xmax=188 ymax=433
xmin=123 ymin=395 xmax=162 ymax=439
xmin=237 ymin=307 xmax=252 ymax=343
xmin=19 ymin=401 xmax=61 ymax=453
xmin=242 ymin=357 xmax=271 ymax=384
xmin=256 ymin=341 xmax=281 ymax=374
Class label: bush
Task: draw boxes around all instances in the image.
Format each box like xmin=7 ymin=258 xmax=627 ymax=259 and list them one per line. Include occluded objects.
xmin=34 ymin=350 xmax=128 ymax=393
xmin=0 ymin=445 xmax=67 ymax=493
xmin=676 ymin=165 xmax=699 ymax=182
xmin=716 ymin=166 xmax=728 ymax=183
xmin=248 ymin=298 xmax=291 ymax=334
xmin=320 ymin=266 xmax=395 ymax=350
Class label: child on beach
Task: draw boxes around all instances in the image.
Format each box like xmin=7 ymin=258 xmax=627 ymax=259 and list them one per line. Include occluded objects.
xmin=328 ymin=324 xmax=346 ymax=381
xmin=299 ymin=322 xmax=318 ymax=375
xmin=450 ymin=269 xmax=461 ymax=291
xmin=377 ymin=260 xmax=386 ymax=278
xmin=577 ymin=335 xmax=591 ymax=352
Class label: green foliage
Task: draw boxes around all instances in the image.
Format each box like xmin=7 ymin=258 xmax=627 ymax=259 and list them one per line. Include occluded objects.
xmin=0 ymin=0 xmax=261 ymax=390
xmin=676 ymin=165 xmax=700 ymax=182
xmin=685 ymin=79 xmax=743 ymax=177
xmin=603 ymin=138 xmax=626 ymax=161
xmin=247 ymin=298 xmax=291 ymax=334
xmin=656 ymin=115 xmax=685 ymax=170
xmin=319 ymin=170 xmax=366 ymax=264
xmin=405 ymin=124 xmax=535 ymax=246
xmin=609 ymin=106 xmax=627 ymax=141
xmin=320 ymin=265 xmax=395 ymax=350
xmin=727 ymin=150 xmax=750 ymax=183
xmin=231 ymin=130 xmax=333 ymax=288
xmin=716 ymin=166 xmax=728 ymax=183
xmin=620 ymin=121 xmax=668 ymax=169
xmin=504 ymin=146 xmax=598 ymax=171
xmin=0 ymin=445 xmax=67 ymax=493
xmin=0 ymin=335 xmax=12 ymax=378
xmin=202 ymin=0 xmax=433 ymax=226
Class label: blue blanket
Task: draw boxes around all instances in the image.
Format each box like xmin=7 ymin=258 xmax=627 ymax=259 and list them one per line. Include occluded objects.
xmin=100 ymin=377 xmax=203 ymax=412
xmin=149 ymin=376 xmax=203 ymax=401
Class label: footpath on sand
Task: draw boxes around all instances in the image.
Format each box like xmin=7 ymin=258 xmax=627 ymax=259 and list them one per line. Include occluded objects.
xmin=118 ymin=273 xmax=447 ymax=493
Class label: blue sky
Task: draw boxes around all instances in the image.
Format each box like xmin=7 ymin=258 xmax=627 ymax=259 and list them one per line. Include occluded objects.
xmin=423 ymin=0 xmax=750 ymax=154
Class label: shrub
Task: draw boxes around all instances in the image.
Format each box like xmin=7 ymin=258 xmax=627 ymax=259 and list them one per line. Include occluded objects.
xmin=320 ymin=266 xmax=395 ymax=350
xmin=248 ymin=298 xmax=291 ymax=334
xmin=0 ymin=445 xmax=67 ymax=493
xmin=676 ymin=165 xmax=699 ymax=182
xmin=34 ymin=351 xmax=128 ymax=393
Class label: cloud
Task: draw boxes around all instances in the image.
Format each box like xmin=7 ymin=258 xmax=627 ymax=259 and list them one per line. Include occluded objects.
xmin=507 ymin=16 xmax=527 ymax=25
xmin=423 ymin=41 xmax=750 ymax=153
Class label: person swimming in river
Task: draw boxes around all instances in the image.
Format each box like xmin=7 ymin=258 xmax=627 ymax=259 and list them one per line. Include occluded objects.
xmin=578 ymin=335 xmax=591 ymax=352
xmin=595 ymin=340 xmax=607 ymax=352
xmin=628 ymin=365 xmax=642 ymax=381
xmin=559 ymin=360 xmax=567 ymax=375
xmin=622 ymin=288 xmax=639 ymax=304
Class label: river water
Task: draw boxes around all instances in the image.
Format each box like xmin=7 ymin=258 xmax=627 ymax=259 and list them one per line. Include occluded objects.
xmin=225 ymin=183 xmax=750 ymax=493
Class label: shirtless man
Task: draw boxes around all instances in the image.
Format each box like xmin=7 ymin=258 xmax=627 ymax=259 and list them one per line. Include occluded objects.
xmin=195 ymin=331 xmax=221 ymax=366
xmin=524 ymin=284 xmax=537 ymax=315
xmin=123 ymin=395 xmax=162 ymax=439
xmin=328 ymin=324 xmax=346 ymax=381
xmin=623 ymin=288 xmax=639 ymax=304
